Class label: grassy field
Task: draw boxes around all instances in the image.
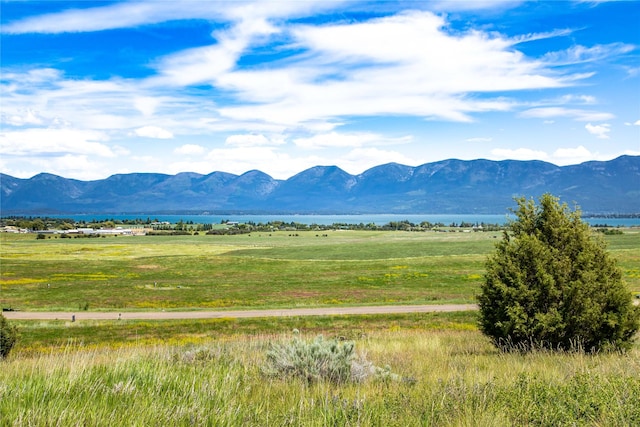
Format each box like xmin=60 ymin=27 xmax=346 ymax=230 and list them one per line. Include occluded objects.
xmin=2 ymin=228 xmax=639 ymax=425
xmin=2 ymin=229 xmax=638 ymax=312
xmin=2 ymin=324 xmax=639 ymax=426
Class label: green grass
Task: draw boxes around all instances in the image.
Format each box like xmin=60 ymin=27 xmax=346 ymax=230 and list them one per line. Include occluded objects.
xmin=2 ymin=326 xmax=638 ymax=426
xmin=2 ymin=229 xmax=639 ymax=425
xmin=1 ymin=230 xmax=496 ymax=311
xmin=2 ymin=229 xmax=637 ymax=312
xmin=10 ymin=311 xmax=478 ymax=355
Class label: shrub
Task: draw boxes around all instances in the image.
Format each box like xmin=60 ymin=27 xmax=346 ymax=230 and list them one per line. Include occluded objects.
xmin=478 ymin=194 xmax=640 ymax=353
xmin=0 ymin=314 xmax=18 ymax=359
xmin=263 ymin=334 xmax=381 ymax=384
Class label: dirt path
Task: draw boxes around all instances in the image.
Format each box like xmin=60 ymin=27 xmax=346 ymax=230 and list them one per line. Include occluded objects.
xmin=2 ymin=304 xmax=478 ymax=321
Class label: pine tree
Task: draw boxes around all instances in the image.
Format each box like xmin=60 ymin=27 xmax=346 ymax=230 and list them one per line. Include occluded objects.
xmin=0 ymin=314 xmax=18 ymax=359
xmin=478 ymin=194 xmax=639 ymax=352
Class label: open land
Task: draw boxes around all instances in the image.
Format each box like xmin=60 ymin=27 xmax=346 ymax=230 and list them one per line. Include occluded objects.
xmin=1 ymin=228 xmax=639 ymax=425
xmin=1 ymin=229 xmax=504 ymax=312
xmin=3 ymin=229 xmax=638 ymax=312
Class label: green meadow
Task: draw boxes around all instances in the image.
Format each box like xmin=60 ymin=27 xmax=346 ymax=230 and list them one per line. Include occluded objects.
xmin=1 ymin=230 xmax=500 ymax=311
xmin=1 ymin=228 xmax=639 ymax=425
xmin=3 ymin=229 xmax=638 ymax=312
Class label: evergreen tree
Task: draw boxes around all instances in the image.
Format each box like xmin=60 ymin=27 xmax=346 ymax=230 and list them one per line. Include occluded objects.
xmin=0 ymin=314 xmax=18 ymax=359
xmin=478 ymin=194 xmax=639 ymax=352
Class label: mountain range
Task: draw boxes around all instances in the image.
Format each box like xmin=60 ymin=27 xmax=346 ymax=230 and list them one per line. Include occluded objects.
xmin=1 ymin=156 xmax=638 ymax=215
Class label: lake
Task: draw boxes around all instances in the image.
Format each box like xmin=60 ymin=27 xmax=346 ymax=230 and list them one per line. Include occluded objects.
xmin=42 ymin=213 xmax=640 ymax=227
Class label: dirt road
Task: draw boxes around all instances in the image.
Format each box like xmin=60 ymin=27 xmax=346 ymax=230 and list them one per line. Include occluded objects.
xmin=2 ymin=304 xmax=478 ymax=321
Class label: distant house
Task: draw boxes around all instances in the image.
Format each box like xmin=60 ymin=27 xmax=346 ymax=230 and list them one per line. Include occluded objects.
xmin=1 ymin=226 xmax=26 ymax=233
xmin=94 ymin=228 xmax=133 ymax=236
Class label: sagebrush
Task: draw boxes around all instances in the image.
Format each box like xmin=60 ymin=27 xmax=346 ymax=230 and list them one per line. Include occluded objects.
xmin=263 ymin=334 xmax=383 ymax=384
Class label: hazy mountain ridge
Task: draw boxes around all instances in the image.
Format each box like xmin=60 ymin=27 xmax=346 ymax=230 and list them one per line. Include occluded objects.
xmin=1 ymin=156 xmax=638 ymax=215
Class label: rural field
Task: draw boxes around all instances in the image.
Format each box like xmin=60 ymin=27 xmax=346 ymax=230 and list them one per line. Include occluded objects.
xmin=1 ymin=227 xmax=639 ymax=425
xmin=2 ymin=229 xmax=638 ymax=312
xmin=1 ymin=229 xmax=508 ymax=312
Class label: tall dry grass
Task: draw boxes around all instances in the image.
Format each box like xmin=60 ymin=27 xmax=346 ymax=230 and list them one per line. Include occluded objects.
xmin=2 ymin=329 xmax=639 ymax=426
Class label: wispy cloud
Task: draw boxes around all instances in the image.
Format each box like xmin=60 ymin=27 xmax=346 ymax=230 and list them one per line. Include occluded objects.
xmin=519 ymin=107 xmax=614 ymax=121
xmin=1 ymin=2 xmax=221 ymax=34
xmin=294 ymin=132 xmax=412 ymax=150
xmin=0 ymin=128 xmax=114 ymax=157
xmin=1 ymin=6 xmax=598 ymax=134
xmin=225 ymin=134 xmax=285 ymax=147
xmin=585 ymin=123 xmax=611 ymax=139
xmin=543 ymin=43 xmax=635 ymax=66
xmin=428 ymin=0 xmax=525 ymax=12
xmin=2 ymin=1 xmax=637 ymax=180
xmin=201 ymin=146 xmax=321 ymax=178
xmin=491 ymin=147 xmax=549 ymax=161
xmin=205 ymin=10 xmax=578 ymax=128
xmin=174 ymin=144 xmax=207 ymax=155
xmin=2 ymin=109 xmax=44 ymax=126
xmin=491 ymin=145 xmax=591 ymax=166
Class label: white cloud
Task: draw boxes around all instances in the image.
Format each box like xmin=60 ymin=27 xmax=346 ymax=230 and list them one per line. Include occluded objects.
xmin=204 ymin=146 xmax=322 ymax=178
xmin=554 ymin=94 xmax=597 ymax=105
xmin=174 ymin=144 xmax=206 ymax=155
xmin=0 ymin=128 xmax=113 ymax=157
xmin=158 ymin=9 xmax=578 ymax=128
xmin=2 ymin=2 xmax=636 ymax=180
xmin=293 ymin=132 xmax=412 ymax=150
xmin=31 ymin=154 xmax=110 ymax=181
xmin=1 ymin=2 xmax=221 ymax=34
xmin=543 ymin=43 xmax=635 ymax=66
xmin=585 ymin=123 xmax=611 ymax=139
xmin=342 ymin=147 xmax=419 ymax=172
xmin=634 ymin=120 xmax=640 ymax=126
xmin=112 ymin=145 xmax=131 ymax=156
xmin=1 ymin=1 xmax=339 ymax=35
xmin=134 ymin=126 xmax=174 ymax=139
xmin=196 ymin=144 xmax=419 ymax=178
xmin=428 ymin=0 xmax=524 ymax=11
xmin=1 ymin=67 xmax=62 ymax=83
xmin=490 ymin=146 xmax=633 ymax=167
xmin=134 ymin=97 xmax=162 ymax=117
xmin=166 ymin=161 xmax=216 ymax=175
xmin=552 ymin=145 xmax=592 ymax=161
xmin=519 ymin=107 xmax=614 ymax=122
xmin=225 ymin=134 xmax=284 ymax=147
xmin=2 ymin=68 xmax=144 ymax=130
xmin=1 ymin=7 xmax=599 ymax=144
xmin=2 ymin=109 xmax=44 ymax=126
xmin=491 ymin=148 xmax=549 ymax=161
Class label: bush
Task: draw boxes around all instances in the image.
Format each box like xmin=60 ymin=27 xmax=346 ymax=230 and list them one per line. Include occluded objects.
xmin=263 ymin=334 xmax=382 ymax=384
xmin=478 ymin=194 xmax=640 ymax=353
xmin=0 ymin=314 xmax=18 ymax=359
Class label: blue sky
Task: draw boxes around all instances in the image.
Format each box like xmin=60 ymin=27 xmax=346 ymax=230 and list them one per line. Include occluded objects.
xmin=1 ymin=0 xmax=639 ymax=180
